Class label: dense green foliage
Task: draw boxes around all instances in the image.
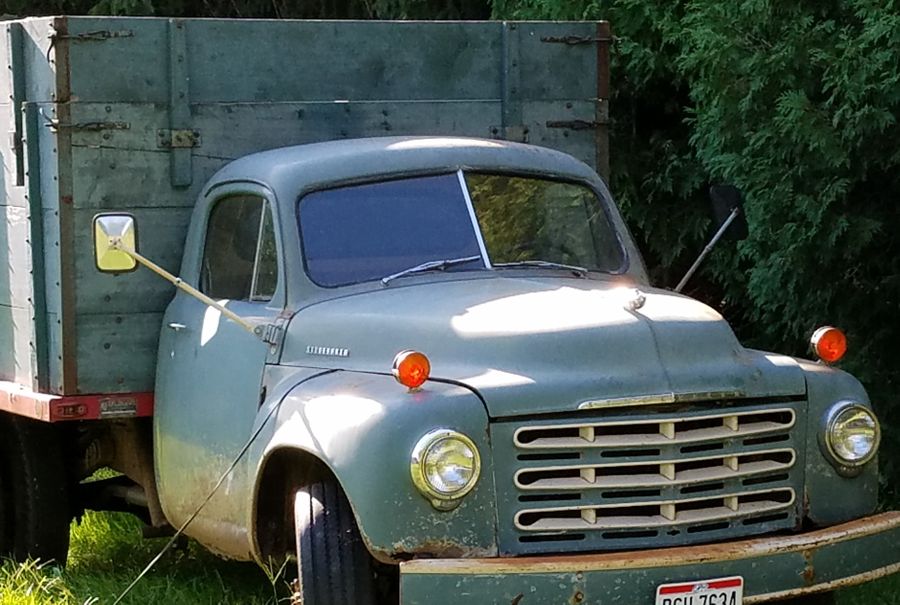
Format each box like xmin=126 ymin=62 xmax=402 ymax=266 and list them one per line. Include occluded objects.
xmin=493 ymin=0 xmax=900 ymax=497
xmin=0 ymin=0 xmax=489 ymax=19
xmin=2 ymin=0 xmax=897 ymax=493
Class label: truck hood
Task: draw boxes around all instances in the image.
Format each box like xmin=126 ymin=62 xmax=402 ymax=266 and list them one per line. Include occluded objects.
xmin=280 ymin=276 xmax=805 ymax=417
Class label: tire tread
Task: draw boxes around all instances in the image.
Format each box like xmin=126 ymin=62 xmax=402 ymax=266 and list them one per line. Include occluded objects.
xmin=293 ymin=476 xmax=375 ymax=605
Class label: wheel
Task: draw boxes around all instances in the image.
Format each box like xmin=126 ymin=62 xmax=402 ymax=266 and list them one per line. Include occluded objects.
xmin=0 ymin=414 xmax=71 ymax=564
xmin=293 ymin=477 xmax=376 ymax=605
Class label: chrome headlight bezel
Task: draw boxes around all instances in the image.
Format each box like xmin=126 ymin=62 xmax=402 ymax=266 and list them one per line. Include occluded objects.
xmin=410 ymin=428 xmax=481 ymax=508
xmin=823 ymin=402 xmax=881 ymax=469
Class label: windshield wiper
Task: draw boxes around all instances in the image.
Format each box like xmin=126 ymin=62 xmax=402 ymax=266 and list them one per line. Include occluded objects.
xmin=493 ymin=260 xmax=588 ymax=276
xmin=381 ymin=255 xmax=483 ymax=285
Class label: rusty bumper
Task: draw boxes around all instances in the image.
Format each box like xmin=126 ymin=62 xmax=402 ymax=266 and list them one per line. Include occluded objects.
xmin=400 ymin=512 xmax=900 ymax=604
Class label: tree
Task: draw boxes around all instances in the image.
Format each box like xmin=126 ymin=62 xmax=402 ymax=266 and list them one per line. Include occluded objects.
xmin=493 ymin=0 xmax=900 ymax=496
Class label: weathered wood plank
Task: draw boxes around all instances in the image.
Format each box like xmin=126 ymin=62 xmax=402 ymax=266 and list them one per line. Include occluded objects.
xmin=19 ymin=19 xmax=58 ymax=103
xmin=58 ymin=19 xmax=600 ymax=105
xmin=23 ymin=102 xmax=51 ymax=390
xmin=60 ymin=18 xmax=504 ymax=104
xmin=67 ymin=100 xmax=508 ymax=208
xmin=191 ymin=100 xmax=503 ymax=160
xmin=74 ymin=311 xmax=161 ymax=394
xmin=44 ymin=310 xmax=63 ymax=393
xmin=0 ymin=26 xmax=13 ymax=106
xmin=522 ymin=100 xmax=599 ymax=169
xmin=0 ymin=304 xmax=36 ymax=388
xmin=514 ymin=22 xmax=599 ymax=101
xmin=0 ymin=204 xmax=34 ymax=307
xmin=40 ymin=208 xmax=64 ymax=394
xmin=62 ymin=18 xmax=169 ymax=104
xmin=33 ymin=103 xmax=62 ymax=212
xmin=68 ymin=102 xmax=203 ymax=209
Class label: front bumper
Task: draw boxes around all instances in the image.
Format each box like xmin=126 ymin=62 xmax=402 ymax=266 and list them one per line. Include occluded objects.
xmin=400 ymin=512 xmax=900 ymax=604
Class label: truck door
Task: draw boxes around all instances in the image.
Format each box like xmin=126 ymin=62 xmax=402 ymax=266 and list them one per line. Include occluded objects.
xmin=153 ymin=184 xmax=282 ymax=553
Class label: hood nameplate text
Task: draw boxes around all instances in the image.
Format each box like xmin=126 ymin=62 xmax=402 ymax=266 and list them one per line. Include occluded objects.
xmin=306 ymin=345 xmax=350 ymax=358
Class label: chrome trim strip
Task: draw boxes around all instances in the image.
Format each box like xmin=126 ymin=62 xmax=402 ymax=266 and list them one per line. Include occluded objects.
xmin=514 ymin=408 xmax=796 ymax=449
xmin=514 ymin=447 xmax=796 ymax=490
xmin=578 ymin=390 xmax=744 ymax=410
xmin=514 ymin=488 xmax=796 ymax=532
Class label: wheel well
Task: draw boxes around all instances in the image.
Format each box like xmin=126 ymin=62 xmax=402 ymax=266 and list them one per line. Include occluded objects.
xmin=254 ymin=448 xmax=334 ymax=562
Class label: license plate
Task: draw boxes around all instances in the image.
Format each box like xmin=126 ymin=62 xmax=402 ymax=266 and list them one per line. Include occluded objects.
xmin=655 ymin=576 xmax=744 ymax=605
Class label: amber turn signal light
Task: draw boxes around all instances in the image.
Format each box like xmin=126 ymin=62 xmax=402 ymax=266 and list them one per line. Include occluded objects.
xmin=393 ymin=350 xmax=431 ymax=389
xmin=811 ymin=326 xmax=847 ymax=364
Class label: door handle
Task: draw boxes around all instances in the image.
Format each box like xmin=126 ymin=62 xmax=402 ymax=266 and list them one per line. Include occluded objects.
xmin=167 ymin=322 xmax=187 ymax=331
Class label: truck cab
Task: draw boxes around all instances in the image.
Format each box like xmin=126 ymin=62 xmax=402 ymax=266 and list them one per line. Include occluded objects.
xmin=103 ymin=136 xmax=893 ymax=604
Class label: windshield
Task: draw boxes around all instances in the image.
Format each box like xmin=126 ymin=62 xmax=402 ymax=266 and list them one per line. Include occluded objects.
xmin=299 ymin=171 xmax=625 ymax=287
xmin=464 ymin=173 xmax=623 ymax=272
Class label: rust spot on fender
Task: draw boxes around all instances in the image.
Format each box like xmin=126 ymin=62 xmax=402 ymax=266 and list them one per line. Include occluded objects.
xmin=510 ymin=594 xmax=524 ymax=605
xmin=377 ymin=537 xmax=496 ymax=562
xmin=802 ymin=549 xmax=815 ymax=585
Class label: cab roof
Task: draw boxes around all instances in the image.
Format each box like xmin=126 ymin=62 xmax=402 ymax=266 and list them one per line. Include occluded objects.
xmin=205 ymin=136 xmax=600 ymax=198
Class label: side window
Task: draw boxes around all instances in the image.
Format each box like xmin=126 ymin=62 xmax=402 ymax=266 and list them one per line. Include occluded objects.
xmin=200 ymin=195 xmax=278 ymax=301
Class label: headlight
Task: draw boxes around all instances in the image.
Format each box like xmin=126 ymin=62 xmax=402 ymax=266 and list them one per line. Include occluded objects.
xmin=411 ymin=429 xmax=481 ymax=509
xmin=825 ymin=403 xmax=881 ymax=467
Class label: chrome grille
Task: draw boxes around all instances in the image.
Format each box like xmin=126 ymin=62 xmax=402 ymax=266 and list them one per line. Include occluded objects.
xmin=494 ymin=402 xmax=805 ymax=554
xmin=516 ymin=488 xmax=796 ymax=531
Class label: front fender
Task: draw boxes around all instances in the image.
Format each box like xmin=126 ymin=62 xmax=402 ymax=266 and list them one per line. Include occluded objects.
xmin=252 ymin=370 xmax=498 ymax=561
xmin=798 ymin=359 xmax=879 ymax=526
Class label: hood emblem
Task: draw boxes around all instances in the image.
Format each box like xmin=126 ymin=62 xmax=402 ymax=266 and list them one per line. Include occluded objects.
xmin=626 ymin=288 xmax=646 ymax=311
xmin=306 ymin=345 xmax=350 ymax=358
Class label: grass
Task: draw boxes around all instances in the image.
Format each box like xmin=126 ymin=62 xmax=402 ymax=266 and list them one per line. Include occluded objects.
xmin=839 ymin=575 xmax=900 ymax=605
xmin=1 ymin=511 xmax=283 ymax=604
xmin=0 ymin=510 xmax=896 ymax=604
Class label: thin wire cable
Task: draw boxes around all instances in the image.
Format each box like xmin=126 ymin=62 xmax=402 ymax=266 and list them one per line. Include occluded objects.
xmin=113 ymin=401 xmax=280 ymax=605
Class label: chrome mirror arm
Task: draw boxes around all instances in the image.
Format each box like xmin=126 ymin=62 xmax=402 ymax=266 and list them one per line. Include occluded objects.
xmin=111 ymin=241 xmax=265 ymax=342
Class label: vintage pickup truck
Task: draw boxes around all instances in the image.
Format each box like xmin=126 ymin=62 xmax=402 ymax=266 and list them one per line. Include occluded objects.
xmin=0 ymin=15 xmax=896 ymax=605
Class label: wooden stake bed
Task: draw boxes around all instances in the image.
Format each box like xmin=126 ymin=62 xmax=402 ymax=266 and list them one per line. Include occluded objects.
xmin=0 ymin=16 xmax=610 ymax=400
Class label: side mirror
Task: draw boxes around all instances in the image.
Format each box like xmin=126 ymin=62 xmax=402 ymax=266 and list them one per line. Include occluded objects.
xmin=91 ymin=212 xmax=269 ymax=343
xmin=93 ymin=213 xmax=138 ymax=273
xmin=709 ymin=184 xmax=748 ymax=240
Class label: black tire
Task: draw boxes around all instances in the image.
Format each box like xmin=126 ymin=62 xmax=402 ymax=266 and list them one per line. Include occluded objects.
xmin=0 ymin=414 xmax=71 ymax=564
xmin=293 ymin=477 xmax=376 ymax=605
xmin=0 ymin=455 xmax=11 ymax=557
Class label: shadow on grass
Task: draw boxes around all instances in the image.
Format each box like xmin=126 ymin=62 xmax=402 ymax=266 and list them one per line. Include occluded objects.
xmin=1 ymin=511 xmax=289 ymax=605
xmin=836 ymin=574 xmax=900 ymax=605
